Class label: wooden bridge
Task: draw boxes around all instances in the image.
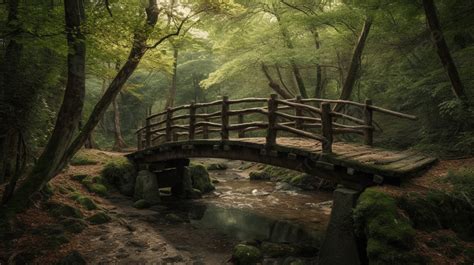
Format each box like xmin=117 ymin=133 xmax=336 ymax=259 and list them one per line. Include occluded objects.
xmin=128 ymin=95 xmax=436 ymax=187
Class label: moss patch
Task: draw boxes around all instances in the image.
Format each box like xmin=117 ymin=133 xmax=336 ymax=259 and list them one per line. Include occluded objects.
xmin=101 ymin=157 xmax=135 ymax=183
xmin=47 ymin=202 xmax=83 ymax=219
xmin=133 ymin=199 xmax=150 ymax=209
xmin=70 ymin=153 xmax=98 ymax=166
xmin=232 ymin=244 xmax=263 ymax=265
xmin=70 ymin=193 xmax=97 ymax=210
xmin=353 ymin=189 xmax=421 ymax=264
xmin=87 ymin=211 xmax=111 ymax=224
xmin=81 ymin=176 xmax=108 ymax=196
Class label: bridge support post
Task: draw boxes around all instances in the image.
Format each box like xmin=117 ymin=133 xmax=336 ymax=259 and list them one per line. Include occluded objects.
xmin=266 ymin=94 xmax=278 ymax=146
xmin=363 ymin=99 xmax=373 ymax=146
xmin=318 ymin=187 xmax=362 ymax=265
xmin=321 ymin=102 xmax=333 ymax=153
xmin=221 ymin=96 xmax=229 ymax=140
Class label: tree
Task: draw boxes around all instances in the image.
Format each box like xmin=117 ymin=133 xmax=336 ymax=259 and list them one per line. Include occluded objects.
xmin=422 ymin=0 xmax=468 ymax=102
xmin=335 ymin=16 xmax=372 ymax=111
xmin=2 ymin=0 xmax=86 ymax=205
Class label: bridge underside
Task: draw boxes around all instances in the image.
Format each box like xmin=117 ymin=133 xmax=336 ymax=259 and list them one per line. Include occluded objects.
xmin=127 ymin=137 xmax=437 ymax=188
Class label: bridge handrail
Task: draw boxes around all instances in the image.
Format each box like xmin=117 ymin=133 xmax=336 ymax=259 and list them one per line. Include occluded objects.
xmin=136 ymin=94 xmax=418 ymax=153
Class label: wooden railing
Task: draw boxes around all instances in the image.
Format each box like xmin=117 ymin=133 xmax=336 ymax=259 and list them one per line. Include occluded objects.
xmin=136 ymin=94 xmax=417 ymax=154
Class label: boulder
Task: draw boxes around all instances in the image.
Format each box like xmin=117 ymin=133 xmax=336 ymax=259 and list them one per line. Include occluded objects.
xmin=249 ymin=171 xmax=271 ymax=181
xmin=101 ymin=158 xmax=136 ymax=196
xmin=134 ymin=170 xmax=160 ymax=204
xmin=188 ymin=164 xmax=214 ymax=193
xmin=133 ymin=199 xmax=150 ymax=209
xmin=48 ymin=202 xmax=83 ymax=219
xmin=232 ymin=244 xmax=263 ymax=265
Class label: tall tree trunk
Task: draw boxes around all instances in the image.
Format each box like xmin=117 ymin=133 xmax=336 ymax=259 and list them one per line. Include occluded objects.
xmin=275 ymin=12 xmax=308 ymax=98
xmin=0 ymin=0 xmax=22 ymax=184
xmin=261 ymin=63 xmax=293 ymax=99
xmin=335 ymin=17 xmax=372 ymax=111
xmin=165 ymin=45 xmax=179 ymax=109
xmin=313 ymin=30 xmax=323 ymax=98
xmin=422 ymin=0 xmax=468 ymax=101
xmin=112 ymin=94 xmax=127 ymax=151
xmin=1 ymin=0 xmax=86 ymax=210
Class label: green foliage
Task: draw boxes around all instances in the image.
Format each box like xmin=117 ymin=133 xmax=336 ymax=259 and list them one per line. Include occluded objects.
xmin=447 ymin=166 xmax=474 ymax=200
xmin=398 ymin=191 xmax=474 ymax=241
xmin=353 ymin=189 xmax=420 ymax=265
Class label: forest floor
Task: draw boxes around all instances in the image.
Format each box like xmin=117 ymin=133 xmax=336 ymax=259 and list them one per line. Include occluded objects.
xmin=0 ymin=149 xmax=473 ymax=264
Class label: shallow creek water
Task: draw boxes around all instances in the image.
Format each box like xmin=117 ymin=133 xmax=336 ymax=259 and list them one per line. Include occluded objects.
xmin=79 ymin=159 xmax=333 ymax=264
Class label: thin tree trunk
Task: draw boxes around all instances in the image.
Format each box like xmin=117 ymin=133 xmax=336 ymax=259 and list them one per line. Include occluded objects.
xmin=57 ymin=1 xmax=160 ymax=173
xmin=261 ymin=63 xmax=293 ymax=99
xmin=1 ymin=0 xmax=86 ymax=211
xmin=165 ymin=45 xmax=179 ymax=108
xmin=275 ymin=12 xmax=308 ymax=98
xmin=422 ymin=0 xmax=468 ymax=101
xmin=112 ymin=94 xmax=127 ymax=151
xmin=0 ymin=0 xmax=22 ymax=184
xmin=335 ymin=17 xmax=372 ymax=111
xmin=313 ymin=30 xmax=323 ymax=98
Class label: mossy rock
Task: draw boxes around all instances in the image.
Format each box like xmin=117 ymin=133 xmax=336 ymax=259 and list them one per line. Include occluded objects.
xmin=187 ymin=188 xmax=202 ymax=199
xmin=48 ymin=203 xmax=83 ymax=219
xmin=46 ymin=234 xmax=70 ymax=249
xmin=188 ymin=164 xmax=214 ymax=193
xmin=164 ymin=213 xmax=185 ymax=223
xmin=261 ymin=242 xmax=297 ymax=258
xmin=76 ymin=196 xmax=98 ymax=210
xmin=207 ymin=163 xmax=228 ymax=170
xmin=249 ymin=171 xmax=271 ymax=181
xmin=61 ymin=218 xmax=88 ymax=234
xmin=232 ymin=244 xmax=263 ymax=265
xmin=133 ymin=199 xmax=150 ymax=209
xmin=71 ymin=174 xmax=88 ymax=182
xmin=87 ymin=212 xmax=111 ymax=224
xmin=353 ymin=189 xmax=419 ymax=264
xmin=101 ymin=157 xmax=136 ymax=196
xmin=81 ymin=176 xmax=108 ymax=196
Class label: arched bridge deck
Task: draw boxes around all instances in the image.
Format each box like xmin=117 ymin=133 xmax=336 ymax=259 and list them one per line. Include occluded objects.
xmin=128 ymin=95 xmax=437 ymax=186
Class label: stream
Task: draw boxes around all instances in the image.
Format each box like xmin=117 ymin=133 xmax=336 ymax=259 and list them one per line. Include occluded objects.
xmin=78 ymin=159 xmax=333 ymax=264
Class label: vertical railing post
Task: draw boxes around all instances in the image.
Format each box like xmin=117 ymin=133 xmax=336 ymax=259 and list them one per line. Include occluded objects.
xmin=295 ymin=95 xmax=303 ymax=129
xmin=321 ymin=102 xmax=333 ymax=154
xmin=165 ymin=108 xmax=173 ymax=142
xmin=203 ymin=117 xmax=209 ymax=139
xmin=221 ymin=96 xmax=229 ymax=140
xmin=238 ymin=114 xmax=245 ymax=138
xmin=364 ymin=99 xmax=373 ymax=146
xmin=266 ymin=94 xmax=278 ymax=146
xmin=188 ymin=102 xmax=196 ymax=140
xmin=145 ymin=118 xmax=151 ymax=148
